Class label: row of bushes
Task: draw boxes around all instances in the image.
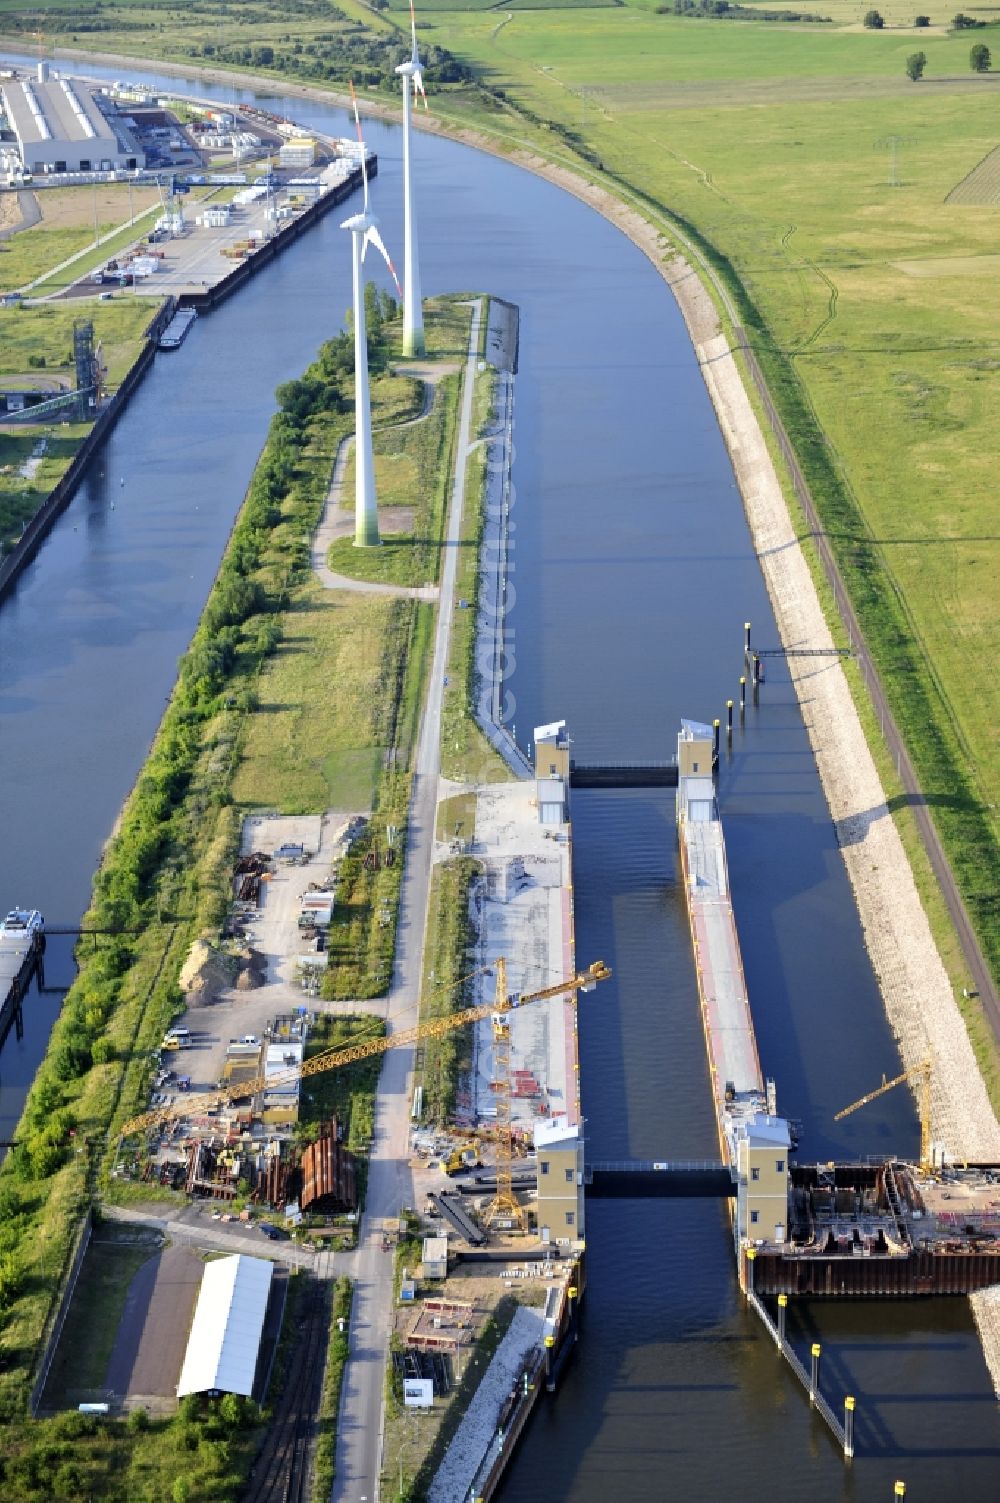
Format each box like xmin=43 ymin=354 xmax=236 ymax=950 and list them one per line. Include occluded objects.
xmin=322 ymin=769 xmax=412 ymax=1000
xmin=658 ymin=0 xmax=830 ymax=17
xmin=193 ymin=27 xmax=472 ymax=91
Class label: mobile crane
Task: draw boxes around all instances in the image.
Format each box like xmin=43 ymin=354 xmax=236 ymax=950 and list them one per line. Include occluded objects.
xmin=834 ymin=1057 xmax=932 ymax=1171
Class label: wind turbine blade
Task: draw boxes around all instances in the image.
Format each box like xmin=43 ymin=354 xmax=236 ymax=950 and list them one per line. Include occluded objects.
xmin=413 ymin=70 xmax=428 ymax=110
xmin=365 ymin=225 xmax=402 ymax=298
xmin=409 ymin=0 xmax=418 ymax=56
xmin=349 ymin=79 xmax=369 ymax=210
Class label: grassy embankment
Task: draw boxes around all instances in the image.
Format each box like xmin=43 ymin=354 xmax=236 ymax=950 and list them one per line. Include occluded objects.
xmin=407 ymin=308 xmax=512 ymax=1129
xmin=0 ymin=295 xmax=470 ymax=1497
xmin=0 ymin=298 xmax=156 ymax=551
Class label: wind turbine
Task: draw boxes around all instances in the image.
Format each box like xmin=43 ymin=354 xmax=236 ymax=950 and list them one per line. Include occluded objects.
xmin=395 ymin=0 xmax=427 ymax=358
xmin=341 ymin=84 xmax=401 ymax=548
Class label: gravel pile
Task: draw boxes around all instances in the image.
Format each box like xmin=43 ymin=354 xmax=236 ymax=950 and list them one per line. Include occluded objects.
xmin=428 ymin=1305 xmax=545 ymax=1503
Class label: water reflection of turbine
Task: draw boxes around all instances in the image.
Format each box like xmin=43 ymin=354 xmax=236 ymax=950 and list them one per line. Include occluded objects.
xmin=395 ymin=0 xmax=428 ymax=358
xmin=341 ymin=83 xmax=402 ymax=548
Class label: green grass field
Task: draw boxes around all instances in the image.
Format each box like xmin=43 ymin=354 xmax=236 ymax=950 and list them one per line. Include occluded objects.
xmin=230 ymin=585 xmax=403 ymax=812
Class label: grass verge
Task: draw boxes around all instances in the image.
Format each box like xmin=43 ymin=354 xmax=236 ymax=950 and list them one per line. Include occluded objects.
xmin=310 ymin=1277 xmax=353 ymax=1503
xmin=439 ymin=363 xmax=513 ymax=785
xmin=415 ymin=857 xmax=481 ymax=1126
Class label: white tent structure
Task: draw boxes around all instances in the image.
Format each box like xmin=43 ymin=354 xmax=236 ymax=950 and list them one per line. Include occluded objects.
xmin=176 ymin=1254 xmax=273 ymax=1398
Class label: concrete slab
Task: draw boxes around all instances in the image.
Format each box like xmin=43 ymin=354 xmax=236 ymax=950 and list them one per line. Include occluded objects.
xmin=459 ymin=783 xmax=577 ymax=1132
xmin=105 ymin=1242 xmax=203 ymax=1407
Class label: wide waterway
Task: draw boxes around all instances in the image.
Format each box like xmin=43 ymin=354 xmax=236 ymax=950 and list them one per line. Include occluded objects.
xmin=1 ymin=51 xmax=998 ymax=1500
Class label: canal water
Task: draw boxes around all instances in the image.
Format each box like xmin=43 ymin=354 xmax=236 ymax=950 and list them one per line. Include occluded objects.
xmin=1 ymin=52 xmax=997 ymax=1499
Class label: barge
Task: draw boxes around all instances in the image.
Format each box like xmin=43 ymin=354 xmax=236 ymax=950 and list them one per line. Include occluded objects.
xmin=0 ymin=908 xmax=44 ymax=1046
xmin=158 ymin=307 xmax=197 ymax=350
xmin=675 ymin=720 xmax=1000 ymax=1298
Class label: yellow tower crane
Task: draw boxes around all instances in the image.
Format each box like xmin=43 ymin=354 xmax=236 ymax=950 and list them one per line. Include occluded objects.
xmin=482 ymin=955 xmax=610 ymax=1231
xmin=119 ymin=959 xmax=611 ymax=1142
xmin=834 ymin=1058 xmax=932 ymax=1171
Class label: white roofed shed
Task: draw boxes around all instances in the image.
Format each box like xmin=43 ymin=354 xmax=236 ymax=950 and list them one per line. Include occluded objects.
xmin=176 ymin=1253 xmax=273 ymax=1398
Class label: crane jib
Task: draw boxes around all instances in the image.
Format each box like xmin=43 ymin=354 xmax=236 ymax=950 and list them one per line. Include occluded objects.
xmin=118 ymin=959 xmax=611 ymax=1138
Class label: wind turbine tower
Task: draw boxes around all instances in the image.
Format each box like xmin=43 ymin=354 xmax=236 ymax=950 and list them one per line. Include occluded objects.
xmin=342 ymin=86 xmax=401 ymax=548
xmin=396 ymin=0 xmax=427 ymax=358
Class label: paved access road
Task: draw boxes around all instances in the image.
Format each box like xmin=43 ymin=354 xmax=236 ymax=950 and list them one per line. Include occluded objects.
xmin=331 ymin=300 xmax=483 ymax=1503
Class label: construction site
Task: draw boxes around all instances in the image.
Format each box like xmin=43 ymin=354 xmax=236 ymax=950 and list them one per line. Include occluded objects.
xmin=113 ymin=812 xmax=373 ymax=1224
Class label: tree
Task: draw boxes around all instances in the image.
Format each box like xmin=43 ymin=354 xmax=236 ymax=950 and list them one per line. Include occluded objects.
xmin=914 ymin=14 xmax=930 ymax=24
xmin=970 ymin=42 xmax=991 ymax=70
xmin=863 ymin=8 xmax=884 ymax=25
xmin=952 ymin=12 xmax=981 ymax=26
xmin=906 ymin=50 xmax=928 ymax=79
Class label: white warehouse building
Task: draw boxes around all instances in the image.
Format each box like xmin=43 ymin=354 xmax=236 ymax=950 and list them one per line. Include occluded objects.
xmin=0 ymin=75 xmax=144 ymax=175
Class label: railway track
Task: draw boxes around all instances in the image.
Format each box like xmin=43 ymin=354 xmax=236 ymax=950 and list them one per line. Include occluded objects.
xmin=243 ymin=1278 xmax=330 ymax=1503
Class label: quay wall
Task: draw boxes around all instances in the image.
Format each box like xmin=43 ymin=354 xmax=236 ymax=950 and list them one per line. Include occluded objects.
xmin=473 ymin=301 xmax=532 ymax=780
xmin=448 ymin=1262 xmax=584 ymax=1503
xmin=177 ymin=161 xmax=369 ymax=314
xmin=0 ymin=161 xmax=369 ymax=606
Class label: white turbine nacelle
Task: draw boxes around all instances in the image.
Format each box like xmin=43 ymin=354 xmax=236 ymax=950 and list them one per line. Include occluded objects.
xmin=397 ymin=0 xmax=426 ymax=358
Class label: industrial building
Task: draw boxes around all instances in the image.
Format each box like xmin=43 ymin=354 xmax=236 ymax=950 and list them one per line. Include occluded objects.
xmin=176 ymin=1253 xmax=272 ymax=1398
xmin=534 ymin=1117 xmax=585 ymax=1244
xmin=0 ymin=68 xmax=144 ymax=175
xmin=298 ymin=1118 xmax=357 ymax=1213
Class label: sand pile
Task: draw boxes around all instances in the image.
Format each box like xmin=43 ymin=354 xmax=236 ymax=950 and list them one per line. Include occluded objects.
xmin=178 ymin=939 xmax=238 ymax=1006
